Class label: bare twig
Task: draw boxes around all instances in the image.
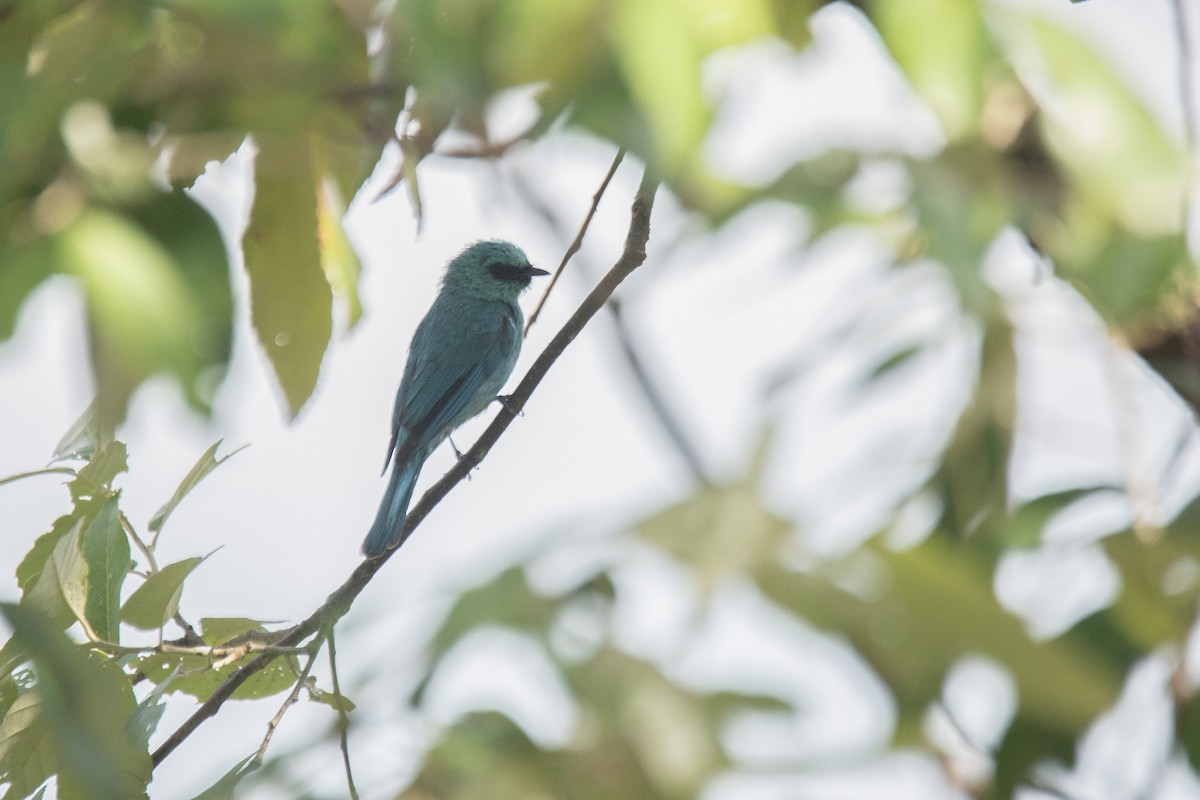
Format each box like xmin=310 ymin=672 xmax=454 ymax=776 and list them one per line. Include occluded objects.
xmin=1171 ymin=0 xmax=1196 ymax=148
xmin=254 ymin=642 xmax=322 ymax=763
xmin=89 ymin=639 xmax=311 ymax=660
xmin=119 ymin=511 xmax=159 ymax=573
xmin=0 ymin=467 xmax=76 ymax=488
xmin=525 ymin=147 xmax=626 ymax=334
xmin=327 ymin=629 xmax=359 ymax=800
xmin=150 ymin=169 xmax=660 ymax=767
xmin=606 ymin=298 xmax=710 ymax=485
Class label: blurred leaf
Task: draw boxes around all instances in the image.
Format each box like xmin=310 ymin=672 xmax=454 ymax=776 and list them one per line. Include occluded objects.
xmin=759 ymin=533 xmax=1125 ymax=755
xmin=188 ymin=753 xmax=260 ymax=800
xmin=0 ymin=691 xmax=55 ymax=800
xmin=51 ymin=404 xmax=99 ymax=462
xmin=640 ymin=481 xmax=788 ymax=591
xmin=244 ymin=136 xmax=333 ymax=418
xmin=149 ymin=440 xmax=246 ymax=534
xmin=129 ymin=190 xmax=234 ymax=415
xmin=874 ymin=0 xmax=991 ymax=139
xmin=932 ymin=317 xmax=1015 ymax=539
xmin=315 ymin=177 xmax=362 ymax=330
xmin=1021 ymin=15 xmax=1187 ymax=237
xmin=135 ymin=651 xmax=299 ymax=702
xmin=907 ymin=148 xmax=1009 ymax=314
xmin=993 ymin=713 xmax=1076 ymax=799
xmin=999 ymin=487 xmax=1120 ymax=549
xmin=612 ymin=0 xmax=708 ymax=174
xmin=200 ymin=617 xmax=270 ymax=647
xmin=308 ymin=685 xmax=356 ymax=713
xmin=80 ymin=499 xmax=128 ymax=643
xmin=865 ymin=344 xmax=924 ymax=384
xmin=408 ymin=710 xmax=660 ymax=800
xmin=428 ymin=568 xmax=560 ymax=668
xmin=120 ymin=558 xmax=204 ymax=631
xmin=59 ymin=205 xmax=213 ymax=431
xmin=1053 ymin=218 xmax=1190 ymax=331
xmin=0 ymin=604 xmax=150 ymax=800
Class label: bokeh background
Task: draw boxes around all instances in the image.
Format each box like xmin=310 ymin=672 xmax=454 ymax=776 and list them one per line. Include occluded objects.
xmin=2 ymin=0 xmax=1199 ymax=798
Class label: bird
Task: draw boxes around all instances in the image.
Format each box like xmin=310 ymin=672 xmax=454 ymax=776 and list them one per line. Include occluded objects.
xmin=362 ymin=240 xmax=549 ymax=557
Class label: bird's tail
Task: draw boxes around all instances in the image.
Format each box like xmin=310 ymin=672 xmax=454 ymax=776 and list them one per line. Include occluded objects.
xmin=362 ymin=454 xmax=423 ymax=557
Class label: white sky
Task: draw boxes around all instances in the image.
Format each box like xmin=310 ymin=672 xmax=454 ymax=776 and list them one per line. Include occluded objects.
xmin=0 ymin=1 xmax=1197 ymax=798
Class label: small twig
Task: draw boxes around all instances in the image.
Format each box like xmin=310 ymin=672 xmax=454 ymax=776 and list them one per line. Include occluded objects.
xmin=119 ymin=511 xmax=159 ymax=573
xmin=327 ymin=629 xmax=359 ymax=800
xmin=606 ymin=297 xmax=710 ymax=485
xmin=89 ymin=638 xmax=312 ymax=660
xmin=525 ymin=147 xmax=625 ymax=335
xmin=254 ymin=640 xmax=322 ymax=764
xmin=0 ymin=467 xmax=76 ymax=489
xmin=151 ymin=169 xmax=660 ymax=767
xmin=1171 ymin=0 xmax=1196 ymax=148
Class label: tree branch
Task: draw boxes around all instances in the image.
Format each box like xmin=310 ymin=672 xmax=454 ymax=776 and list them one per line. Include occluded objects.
xmin=150 ymin=168 xmax=660 ymax=767
xmin=525 ymin=147 xmax=625 ymax=334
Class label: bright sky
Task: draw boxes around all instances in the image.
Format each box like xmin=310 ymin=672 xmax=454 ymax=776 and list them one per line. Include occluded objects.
xmin=0 ymin=1 xmax=1196 ymax=798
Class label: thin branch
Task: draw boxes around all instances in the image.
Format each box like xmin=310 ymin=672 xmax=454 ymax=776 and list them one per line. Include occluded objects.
xmin=1171 ymin=0 xmax=1196 ymax=149
xmin=89 ymin=639 xmax=311 ymax=660
xmin=327 ymin=629 xmax=359 ymax=800
xmin=119 ymin=511 xmax=159 ymax=574
xmin=606 ymin=297 xmax=710 ymax=485
xmin=151 ymin=169 xmax=661 ymax=767
xmin=525 ymin=147 xmax=626 ymax=334
xmin=254 ymin=642 xmax=322 ymax=764
xmin=0 ymin=467 xmax=76 ymax=488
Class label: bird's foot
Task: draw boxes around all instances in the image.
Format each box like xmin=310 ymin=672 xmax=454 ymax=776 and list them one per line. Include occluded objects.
xmin=495 ymin=394 xmax=524 ymax=417
xmin=449 ymin=436 xmax=472 ymax=480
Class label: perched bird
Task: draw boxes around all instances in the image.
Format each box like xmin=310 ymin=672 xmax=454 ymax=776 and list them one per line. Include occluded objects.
xmin=363 ymin=240 xmax=549 ymax=557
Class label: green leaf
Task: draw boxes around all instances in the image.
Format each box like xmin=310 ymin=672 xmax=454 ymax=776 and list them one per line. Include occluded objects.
xmin=308 ymin=684 xmax=356 ymax=712
xmin=0 ymin=604 xmax=151 ymax=800
xmin=80 ymin=499 xmax=129 ymax=643
xmin=17 ymin=515 xmax=78 ymax=594
xmin=200 ymin=617 xmax=268 ymax=647
xmin=149 ymin=440 xmax=246 ymax=534
xmin=58 ymin=206 xmax=212 ymax=431
xmin=69 ymin=440 xmax=127 ymax=503
xmin=188 ymin=753 xmax=260 ymax=800
xmin=126 ymin=666 xmax=177 ymax=755
xmin=316 ymin=177 xmax=362 ymax=331
xmin=51 ymin=404 xmax=99 ymax=463
xmin=1022 ymin=15 xmax=1187 ymax=236
xmin=120 ymin=558 xmax=204 ymax=631
xmin=21 ymin=548 xmax=77 ymax=632
xmin=135 ymin=651 xmax=300 ymax=702
xmin=244 ymin=136 xmax=333 ymax=418
xmin=0 ymin=691 xmax=55 ymax=800
xmin=612 ymin=0 xmax=708 ymax=173
xmin=874 ymin=0 xmax=991 ymax=139
xmin=50 ymin=523 xmax=90 ymax=637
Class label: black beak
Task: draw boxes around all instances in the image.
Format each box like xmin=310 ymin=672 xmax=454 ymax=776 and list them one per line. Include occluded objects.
xmin=524 ymin=265 xmax=550 ymax=278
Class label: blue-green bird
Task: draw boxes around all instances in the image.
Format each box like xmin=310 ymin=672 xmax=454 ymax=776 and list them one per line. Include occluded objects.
xmin=363 ymin=241 xmax=548 ymax=557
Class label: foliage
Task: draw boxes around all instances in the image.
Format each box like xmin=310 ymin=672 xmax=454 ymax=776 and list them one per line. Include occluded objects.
xmin=0 ymin=0 xmax=1196 ymax=799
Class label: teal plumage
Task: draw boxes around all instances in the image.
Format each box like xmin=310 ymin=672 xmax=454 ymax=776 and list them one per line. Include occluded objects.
xmin=363 ymin=241 xmax=548 ymax=557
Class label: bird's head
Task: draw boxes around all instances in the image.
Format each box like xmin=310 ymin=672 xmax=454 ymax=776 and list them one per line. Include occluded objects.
xmin=443 ymin=240 xmax=549 ymax=300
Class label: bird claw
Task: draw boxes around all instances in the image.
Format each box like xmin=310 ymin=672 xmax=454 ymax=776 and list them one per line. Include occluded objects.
xmin=449 ymin=436 xmax=473 ymax=480
xmin=446 ymin=438 xmax=477 ymax=482
xmin=495 ymin=394 xmax=524 ymax=417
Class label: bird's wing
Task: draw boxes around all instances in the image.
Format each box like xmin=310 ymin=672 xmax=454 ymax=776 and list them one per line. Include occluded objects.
xmin=384 ymin=303 xmax=519 ymax=469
